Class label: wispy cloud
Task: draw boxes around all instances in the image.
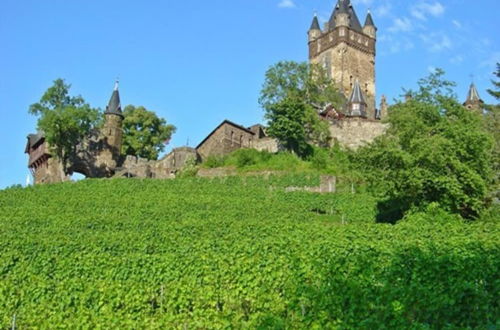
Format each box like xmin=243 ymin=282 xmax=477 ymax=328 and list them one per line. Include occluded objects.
xmin=375 ymin=3 xmax=392 ymax=18
xmin=420 ymin=32 xmax=452 ymax=52
xmin=352 ymin=0 xmax=373 ymax=6
xmin=278 ymin=0 xmax=296 ymax=9
xmin=450 ymin=55 xmax=464 ymax=64
xmin=411 ymin=1 xmax=445 ymax=20
xmin=388 ymin=17 xmax=413 ymax=33
xmin=452 ymin=19 xmax=462 ymax=29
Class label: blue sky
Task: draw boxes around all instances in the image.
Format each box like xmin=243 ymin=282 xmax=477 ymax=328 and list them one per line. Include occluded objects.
xmin=1 ymin=0 xmax=499 ymax=188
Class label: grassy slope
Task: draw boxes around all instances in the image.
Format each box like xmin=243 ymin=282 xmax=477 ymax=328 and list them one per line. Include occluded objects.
xmin=0 ymin=176 xmax=498 ymax=328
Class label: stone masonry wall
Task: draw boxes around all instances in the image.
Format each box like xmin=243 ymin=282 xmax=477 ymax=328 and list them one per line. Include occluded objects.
xmin=197 ymin=123 xmax=254 ymax=161
xmin=329 ymin=118 xmax=388 ymax=150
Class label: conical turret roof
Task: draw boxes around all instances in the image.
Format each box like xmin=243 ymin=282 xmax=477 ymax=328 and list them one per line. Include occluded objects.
xmin=348 ymin=80 xmax=366 ymax=104
xmin=105 ymin=81 xmax=123 ymax=117
xmin=364 ymin=11 xmax=375 ymax=27
xmin=309 ymin=15 xmax=321 ymax=31
xmin=465 ymin=83 xmax=482 ymax=103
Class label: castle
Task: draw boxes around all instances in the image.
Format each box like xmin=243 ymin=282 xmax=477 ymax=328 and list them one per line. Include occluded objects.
xmin=25 ymin=0 xmax=484 ymax=184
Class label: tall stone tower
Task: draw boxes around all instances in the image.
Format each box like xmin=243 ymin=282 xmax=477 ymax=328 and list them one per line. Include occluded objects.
xmin=101 ymin=81 xmax=124 ymax=169
xmin=308 ymin=0 xmax=377 ymax=119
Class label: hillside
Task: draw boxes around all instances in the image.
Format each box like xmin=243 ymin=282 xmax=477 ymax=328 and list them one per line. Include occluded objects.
xmin=0 ymin=175 xmax=498 ymax=328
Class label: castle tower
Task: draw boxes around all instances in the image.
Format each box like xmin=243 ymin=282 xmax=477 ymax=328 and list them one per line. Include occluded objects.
xmin=308 ymin=0 xmax=377 ymax=119
xmin=102 ymin=81 xmax=124 ymax=162
xmin=463 ymin=83 xmax=484 ymax=112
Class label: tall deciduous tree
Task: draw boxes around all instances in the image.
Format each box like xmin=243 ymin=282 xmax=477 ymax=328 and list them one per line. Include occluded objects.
xmin=259 ymin=61 xmax=343 ymax=156
xmin=485 ymin=63 xmax=500 ymax=197
xmin=353 ymin=69 xmax=493 ymax=220
xmin=29 ymin=79 xmax=100 ymax=169
xmin=121 ymin=105 xmax=176 ymax=160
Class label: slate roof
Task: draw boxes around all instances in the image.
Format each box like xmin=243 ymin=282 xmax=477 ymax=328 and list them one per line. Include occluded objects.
xmin=25 ymin=131 xmax=45 ymax=153
xmin=348 ymin=80 xmax=367 ymax=104
xmin=328 ymin=0 xmax=364 ymax=33
xmin=310 ymin=15 xmax=321 ymax=31
xmin=364 ymin=11 xmax=375 ymax=27
xmin=465 ymin=83 xmax=483 ymax=103
xmin=105 ymin=81 xmax=123 ymax=117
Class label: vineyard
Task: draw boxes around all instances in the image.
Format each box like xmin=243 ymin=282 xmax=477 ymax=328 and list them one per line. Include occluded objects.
xmin=0 ymin=175 xmax=498 ymax=328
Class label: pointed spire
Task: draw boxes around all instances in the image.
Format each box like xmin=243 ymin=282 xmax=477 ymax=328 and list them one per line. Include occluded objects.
xmin=346 ymin=80 xmax=367 ymax=117
xmin=466 ymin=83 xmax=482 ymax=103
xmin=348 ymin=4 xmax=363 ymax=32
xmin=349 ymin=80 xmax=366 ymax=104
xmin=105 ymin=80 xmax=123 ymax=118
xmin=364 ymin=10 xmax=375 ymax=27
xmin=309 ymin=14 xmax=321 ymax=31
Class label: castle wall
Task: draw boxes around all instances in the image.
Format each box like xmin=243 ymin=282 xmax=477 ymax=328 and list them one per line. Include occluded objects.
xmin=197 ymin=123 xmax=254 ymax=161
xmin=34 ymin=157 xmax=68 ymax=184
xmin=251 ymin=137 xmax=279 ymax=153
xmin=329 ymin=118 xmax=388 ymax=150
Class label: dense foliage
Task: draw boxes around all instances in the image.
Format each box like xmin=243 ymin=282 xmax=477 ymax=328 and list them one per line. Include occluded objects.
xmin=353 ymin=70 xmax=493 ymax=220
xmin=259 ymin=61 xmax=344 ymax=156
xmin=29 ymin=79 xmax=101 ymax=169
xmin=121 ymin=105 xmax=176 ymax=160
xmin=485 ymin=63 xmax=500 ymax=198
xmin=1 ymin=177 xmax=498 ymax=328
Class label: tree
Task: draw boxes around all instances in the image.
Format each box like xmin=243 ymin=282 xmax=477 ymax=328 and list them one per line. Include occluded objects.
xmin=121 ymin=105 xmax=176 ymax=160
xmin=259 ymin=61 xmax=343 ymax=156
xmin=353 ymin=69 xmax=493 ymax=220
xmin=29 ymin=79 xmax=100 ymax=169
xmin=485 ymin=63 xmax=500 ymax=197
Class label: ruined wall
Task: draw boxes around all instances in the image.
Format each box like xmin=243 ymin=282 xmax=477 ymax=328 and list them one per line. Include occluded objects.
xmin=34 ymin=157 xmax=68 ymax=184
xmin=197 ymin=123 xmax=254 ymax=161
xmin=116 ymin=147 xmax=198 ymax=179
xmin=329 ymin=118 xmax=388 ymax=150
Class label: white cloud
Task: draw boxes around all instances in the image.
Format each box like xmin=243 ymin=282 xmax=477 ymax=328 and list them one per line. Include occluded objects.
xmin=452 ymin=20 xmax=462 ymax=29
xmin=450 ymin=55 xmax=464 ymax=64
xmin=411 ymin=2 xmax=445 ymax=21
xmin=352 ymin=0 xmax=373 ymax=6
xmin=388 ymin=17 xmax=413 ymax=33
xmin=375 ymin=4 xmax=392 ymax=18
xmin=278 ymin=0 xmax=296 ymax=9
xmin=420 ymin=32 xmax=452 ymax=52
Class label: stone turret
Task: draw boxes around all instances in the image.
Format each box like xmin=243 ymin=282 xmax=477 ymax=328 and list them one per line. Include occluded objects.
xmin=378 ymin=94 xmax=388 ymax=120
xmin=331 ymin=0 xmax=350 ymax=29
xmin=363 ymin=11 xmax=376 ymax=39
xmin=346 ymin=80 xmax=367 ymax=118
xmin=308 ymin=15 xmax=321 ymax=42
xmin=463 ymin=83 xmax=484 ymax=111
xmin=101 ymin=81 xmax=124 ymax=170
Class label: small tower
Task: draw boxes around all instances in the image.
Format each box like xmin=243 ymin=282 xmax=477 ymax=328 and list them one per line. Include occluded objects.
xmin=463 ymin=83 xmax=484 ymax=111
xmin=346 ymin=80 xmax=367 ymax=118
xmin=331 ymin=0 xmax=350 ymax=28
xmin=378 ymin=94 xmax=388 ymax=120
xmin=363 ymin=10 xmax=376 ymax=39
xmin=103 ymin=81 xmax=124 ymax=159
xmin=308 ymin=14 xmax=321 ymax=42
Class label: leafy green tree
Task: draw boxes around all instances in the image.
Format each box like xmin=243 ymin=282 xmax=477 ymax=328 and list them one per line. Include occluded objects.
xmin=121 ymin=105 xmax=176 ymax=160
xmin=259 ymin=61 xmax=343 ymax=156
xmin=29 ymin=79 xmax=100 ymax=170
xmin=485 ymin=63 xmax=500 ymax=196
xmin=353 ymin=69 xmax=493 ymax=220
